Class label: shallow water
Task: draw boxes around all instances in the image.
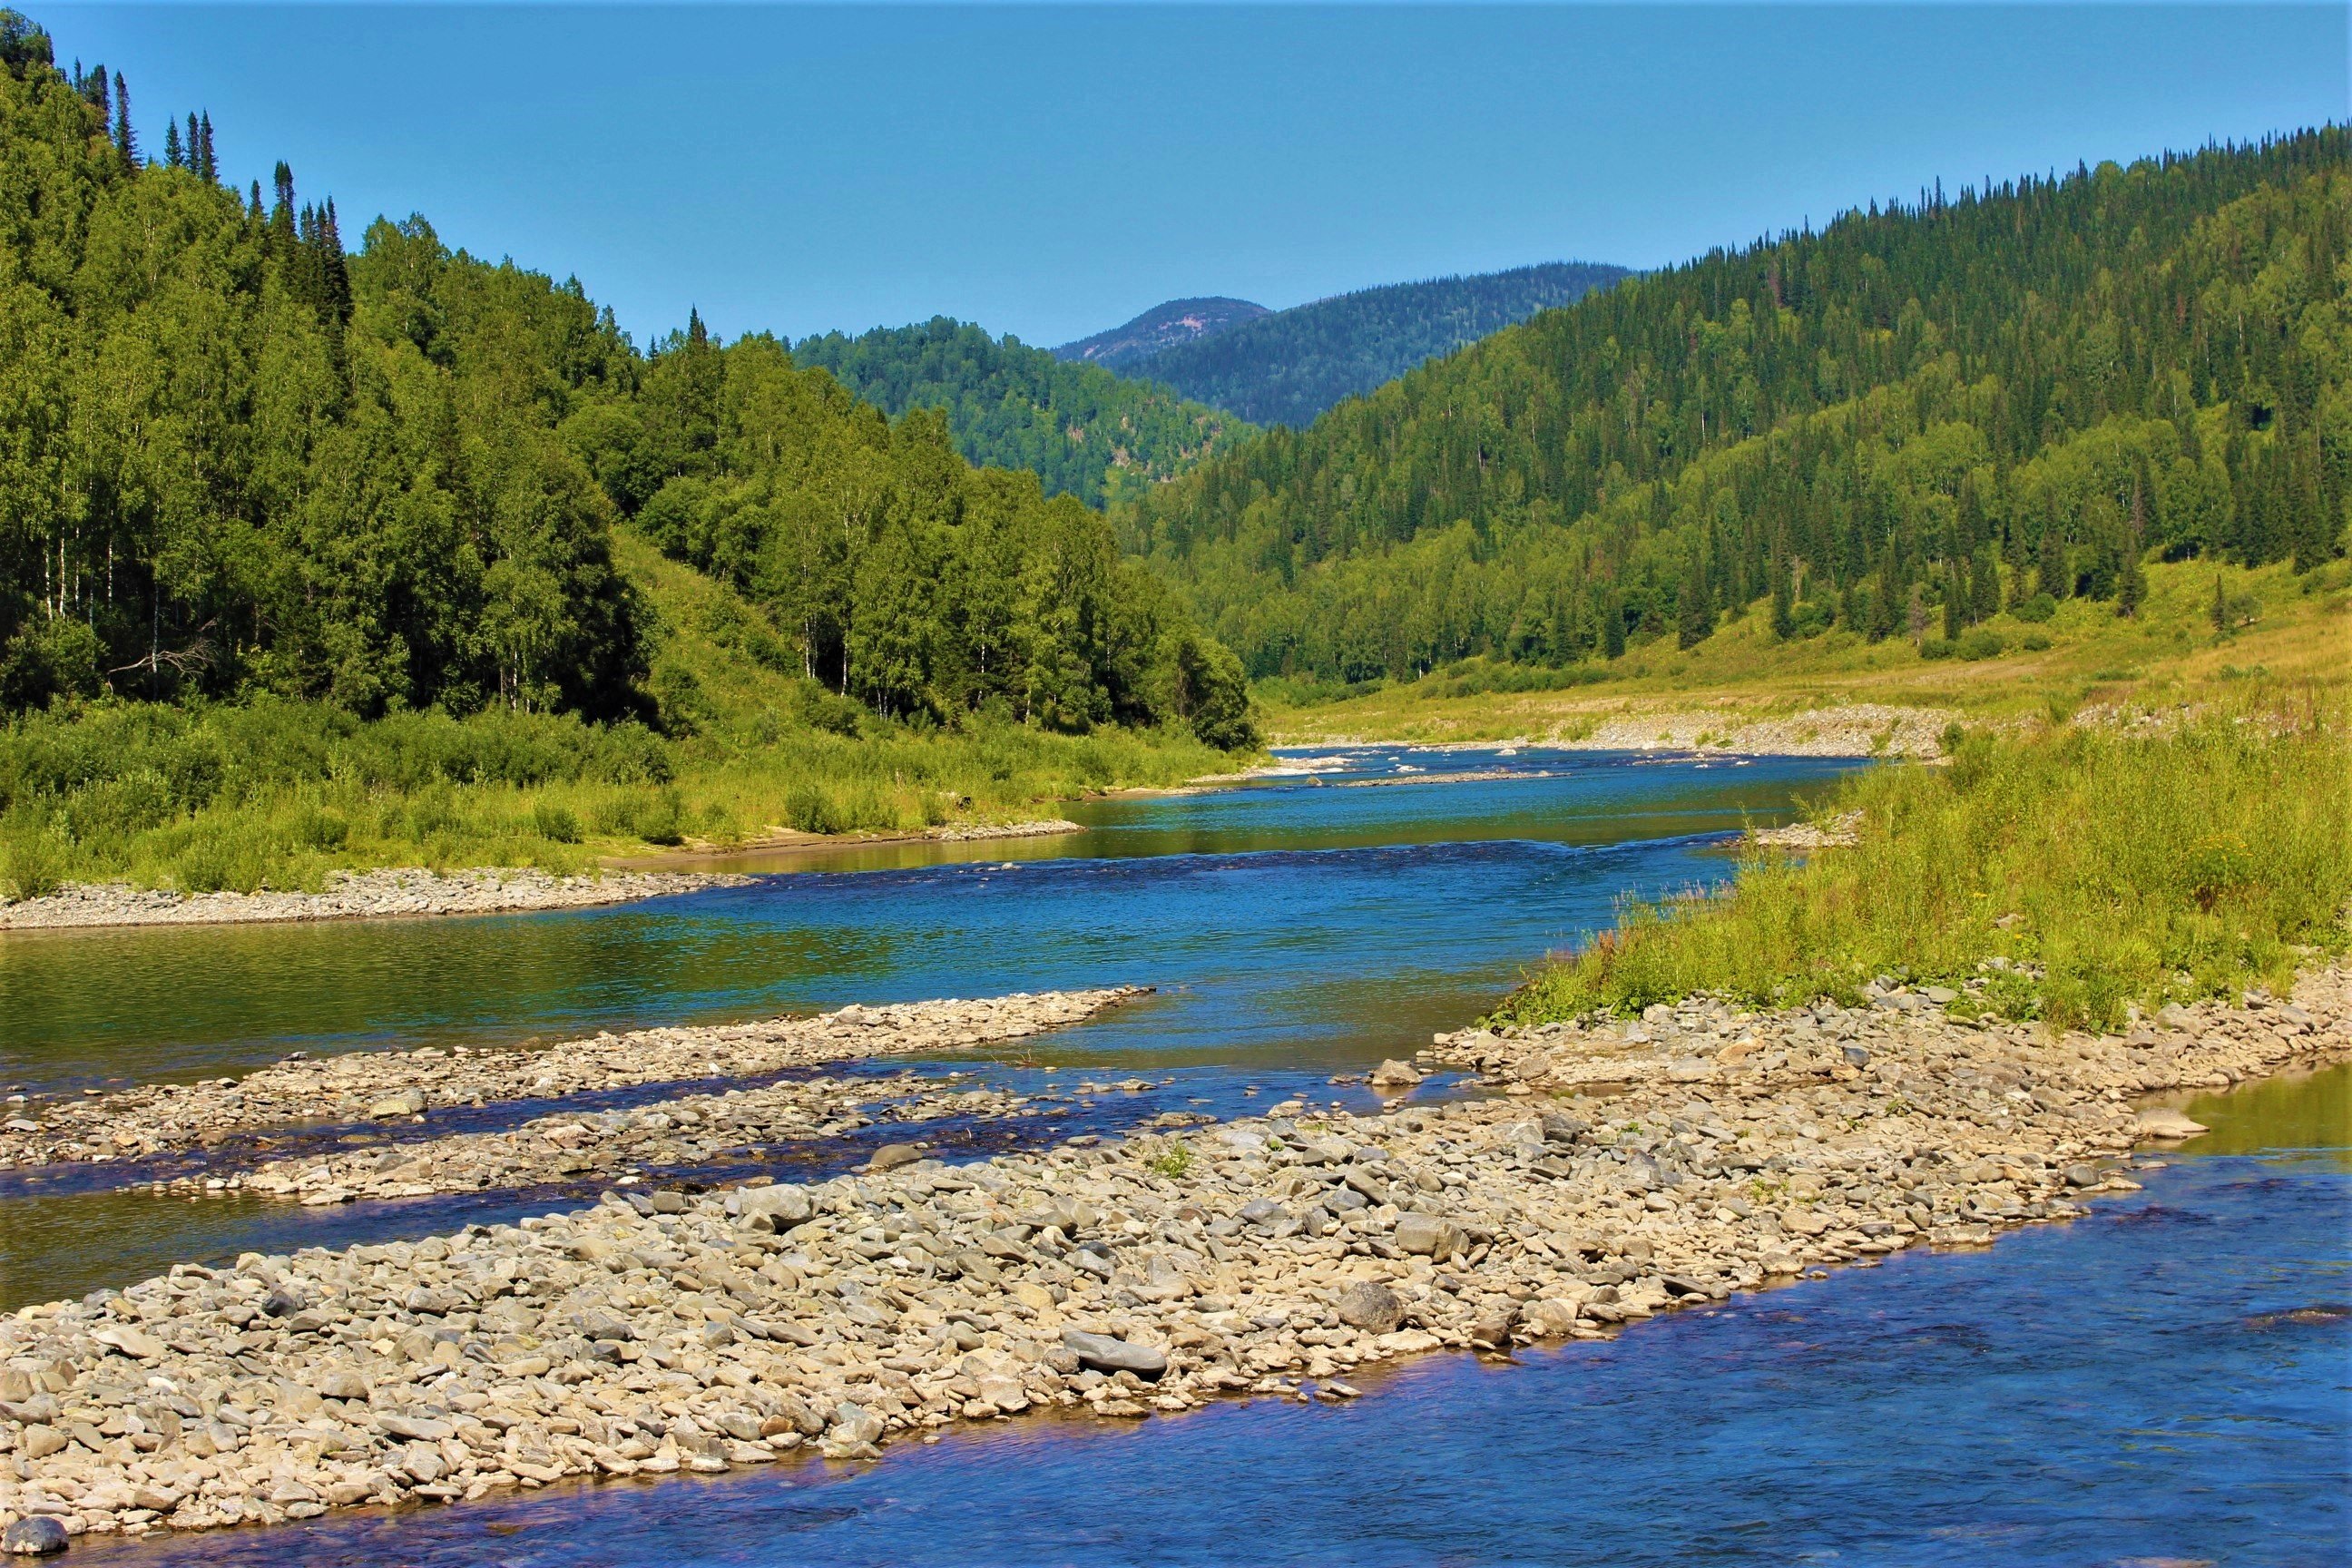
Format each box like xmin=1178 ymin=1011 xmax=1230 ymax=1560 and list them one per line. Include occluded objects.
xmin=3 ymin=750 xmax=1848 ymax=1303
xmin=64 ymin=1067 xmax=2352 ymax=1568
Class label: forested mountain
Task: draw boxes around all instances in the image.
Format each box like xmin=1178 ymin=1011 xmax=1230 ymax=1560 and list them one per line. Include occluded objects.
xmin=0 ymin=12 xmax=1251 ymax=747
xmin=1054 ymin=297 xmax=1269 ymax=368
xmin=1120 ymin=136 xmax=2348 ymax=681
xmin=1122 ymin=262 xmax=1630 ymax=426
xmin=789 ymin=318 xmax=1251 ymax=508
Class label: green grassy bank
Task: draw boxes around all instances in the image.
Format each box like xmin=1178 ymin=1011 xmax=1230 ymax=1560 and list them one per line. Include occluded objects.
xmin=1492 ymin=707 xmax=2352 ymax=1034
xmin=0 ymin=534 xmax=1242 ymax=900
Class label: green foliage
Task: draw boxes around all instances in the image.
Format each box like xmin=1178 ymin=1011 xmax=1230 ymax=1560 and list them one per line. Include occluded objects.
xmin=1121 ymin=263 xmax=1630 ymax=427
xmin=1490 ymin=716 xmax=2352 ymax=1034
xmin=791 ymin=318 xmax=1250 ymax=507
xmin=1145 ymin=1142 xmax=1195 ymax=1180
xmin=1122 ymin=136 xmax=2352 ymax=682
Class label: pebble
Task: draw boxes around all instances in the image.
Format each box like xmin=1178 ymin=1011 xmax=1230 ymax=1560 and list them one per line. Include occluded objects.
xmin=0 ymin=969 xmax=2342 ymax=1546
xmin=0 ymin=868 xmax=747 ymax=932
xmin=1 ymin=990 xmax=1144 ymax=1174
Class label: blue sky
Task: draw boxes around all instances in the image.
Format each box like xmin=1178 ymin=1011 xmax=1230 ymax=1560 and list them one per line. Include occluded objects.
xmin=40 ymin=5 xmax=2350 ymax=348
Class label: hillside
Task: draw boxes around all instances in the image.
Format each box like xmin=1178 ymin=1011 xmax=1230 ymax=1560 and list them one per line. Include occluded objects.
xmin=0 ymin=13 xmax=1250 ymax=748
xmin=1122 ymin=134 xmax=2348 ymax=683
xmin=790 ymin=318 xmax=1252 ymax=508
xmin=1125 ymin=261 xmax=1630 ymax=426
xmin=1053 ymin=296 xmax=1269 ymax=368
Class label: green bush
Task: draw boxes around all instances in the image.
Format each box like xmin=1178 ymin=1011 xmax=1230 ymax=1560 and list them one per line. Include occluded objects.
xmin=784 ymin=782 xmax=843 ymax=835
xmin=1955 ymin=628 xmax=2006 ymax=662
xmin=532 ymin=801 xmax=583 ymax=843
xmin=2011 ymin=593 xmax=2058 ymax=623
xmin=3 ymin=833 xmax=62 ymax=900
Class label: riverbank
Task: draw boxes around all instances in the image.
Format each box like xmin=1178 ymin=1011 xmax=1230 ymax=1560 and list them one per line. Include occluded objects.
xmin=0 ymin=868 xmax=750 ymax=935
xmin=0 ymin=991 xmax=1144 ymax=1173
xmin=601 ymin=819 xmax=1084 ymax=873
xmin=2 ymin=965 xmax=2342 ymax=1548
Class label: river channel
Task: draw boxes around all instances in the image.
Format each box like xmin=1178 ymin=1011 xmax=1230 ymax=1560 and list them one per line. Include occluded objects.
xmin=7 ymin=746 xmax=2346 ymax=1564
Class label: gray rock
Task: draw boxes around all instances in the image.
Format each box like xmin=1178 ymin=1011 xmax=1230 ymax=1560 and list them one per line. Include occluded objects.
xmin=2062 ymin=1163 xmax=2101 ymax=1188
xmin=1062 ymin=1328 xmax=1167 ymax=1377
xmin=3 ymin=1515 xmax=70 ymax=1556
xmin=731 ymin=1182 xmax=812 ymax=1226
xmin=1394 ymin=1213 xmax=1462 ymax=1259
xmin=1841 ymin=1044 xmax=1871 ymax=1068
xmin=366 ymin=1087 xmax=426 ymax=1118
xmin=1238 ymin=1197 xmax=1286 ymax=1224
xmin=827 ymin=1402 xmax=886 ymax=1446
xmin=867 ymin=1142 xmax=923 ymax=1172
xmin=1333 ymin=1281 xmax=1403 ymax=1335
xmin=89 ymin=1323 xmax=166 ymax=1360
xmin=377 ymin=1414 xmax=456 ymax=1441
xmin=1341 ymin=1167 xmax=1391 ymax=1206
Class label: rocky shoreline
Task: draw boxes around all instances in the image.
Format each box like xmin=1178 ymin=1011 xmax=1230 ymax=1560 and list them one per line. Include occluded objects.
xmin=1 ymin=969 xmax=2343 ymax=1549
xmin=0 ymin=991 xmax=1144 ymax=1173
xmin=0 ymin=869 xmax=750 ymax=935
xmin=1553 ymin=702 xmax=1955 ymax=758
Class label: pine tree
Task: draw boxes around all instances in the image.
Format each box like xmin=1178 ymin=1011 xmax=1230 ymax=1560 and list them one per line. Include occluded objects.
xmin=1602 ymin=593 xmax=1625 ymax=660
xmin=1970 ymin=544 xmax=2001 ymax=622
xmin=2037 ymin=511 xmax=2069 ymax=601
xmin=1942 ymin=561 xmax=1965 ymax=640
xmin=196 ymin=111 xmax=216 ymax=181
xmin=319 ymin=199 xmax=352 ymax=325
xmin=1768 ymin=550 xmax=1795 ymax=641
xmin=110 ymin=70 xmax=133 ymax=165
xmin=162 ymin=117 xmax=181 ymax=169
xmin=2117 ymin=483 xmax=2147 ymax=617
xmin=1675 ymin=572 xmax=1713 ymax=650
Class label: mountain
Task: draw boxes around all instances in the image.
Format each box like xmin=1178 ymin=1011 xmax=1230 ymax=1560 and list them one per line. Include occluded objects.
xmin=1054 ymin=297 xmax=1270 ymax=368
xmin=791 ymin=318 xmax=1252 ymax=508
xmin=0 ymin=15 xmax=1250 ymax=745
xmin=1122 ymin=261 xmax=1631 ymax=426
xmin=1119 ymin=134 xmax=2347 ymax=683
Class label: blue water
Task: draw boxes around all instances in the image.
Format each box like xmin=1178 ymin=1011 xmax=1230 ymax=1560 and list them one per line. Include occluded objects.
xmin=1 ymin=750 xmax=1845 ymax=1094
xmin=2 ymin=749 xmax=1850 ymax=1307
xmin=65 ymin=1127 xmax=2352 ymax=1567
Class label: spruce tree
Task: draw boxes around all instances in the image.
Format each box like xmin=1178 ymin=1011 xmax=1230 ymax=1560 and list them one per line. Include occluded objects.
xmin=110 ymin=70 xmax=132 ymax=165
xmin=1769 ymin=551 xmax=1795 ymax=641
xmin=1675 ymin=573 xmax=1712 ymax=650
xmin=162 ymin=117 xmax=181 ymax=169
xmin=196 ymin=111 xmax=216 ymax=181
xmin=1942 ymin=561 xmax=1965 ymax=640
xmin=2037 ymin=512 xmax=2069 ymax=600
xmin=1602 ymin=593 xmax=1625 ymax=660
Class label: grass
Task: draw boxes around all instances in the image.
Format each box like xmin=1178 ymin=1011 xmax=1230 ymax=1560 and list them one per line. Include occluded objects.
xmin=0 ymin=534 xmax=1245 ymax=897
xmin=1259 ymin=557 xmax=2352 ymax=746
xmin=1488 ymin=705 xmax=2352 ymax=1034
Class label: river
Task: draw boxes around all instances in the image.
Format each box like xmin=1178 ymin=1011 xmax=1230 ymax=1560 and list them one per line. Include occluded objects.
xmin=7 ymin=746 xmax=2347 ymax=1564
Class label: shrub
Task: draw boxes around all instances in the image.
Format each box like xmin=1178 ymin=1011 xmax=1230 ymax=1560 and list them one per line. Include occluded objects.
xmin=2011 ymin=593 xmax=2058 ymax=623
xmin=784 ymin=782 xmax=843 ymax=836
xmin=1955 ymin=628 xmax=2005 ymax=662
xmin=3 ymin=833 xmax=62 ymax=900
xmin=532 ymin=801 xmax=583 ymax=843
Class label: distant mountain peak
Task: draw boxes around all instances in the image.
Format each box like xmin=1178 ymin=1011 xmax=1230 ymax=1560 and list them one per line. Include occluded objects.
xmin=1053 ymin=297 xmax=1270 ymax=368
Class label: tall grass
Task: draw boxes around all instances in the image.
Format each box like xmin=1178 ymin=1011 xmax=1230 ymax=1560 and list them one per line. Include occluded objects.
xmin=0 ymin=696 xmax=1229 ymax=897
xmin=1493 ymin=709 xmax=2352 ymax=1033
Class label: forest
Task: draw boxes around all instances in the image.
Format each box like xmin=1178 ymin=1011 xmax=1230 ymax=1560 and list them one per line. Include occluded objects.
xmin=0 ymin=14 xmax=1252 ymax=750
xmin=1122 ymin=262 xmax=1629 ymax=426
xmin=1120 ymin=134 xmax=2348 ymax=682
xmin=790 ymin=317 xmax=1250 ymax=508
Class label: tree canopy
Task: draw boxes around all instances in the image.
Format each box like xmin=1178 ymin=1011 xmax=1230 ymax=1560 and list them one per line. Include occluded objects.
xmin=1119 ymin=136 xmax=2349 ymax=681
xmin=0 ymin=15 xmax=1254 ymax=748
xmin=790 ymin=317 xmax=1250 ymax=508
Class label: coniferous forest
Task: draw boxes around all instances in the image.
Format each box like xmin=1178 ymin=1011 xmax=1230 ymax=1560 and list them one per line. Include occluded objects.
xmin=0 ymin=14 xmax=1252 ymax=747
xmin=1119 ymin=261 xmax=1630 ymax=426
xmin=789 ymin=317 xmax=1251 ymax=508
xmin=1121 ymin=135 xmax=2349 ymax=681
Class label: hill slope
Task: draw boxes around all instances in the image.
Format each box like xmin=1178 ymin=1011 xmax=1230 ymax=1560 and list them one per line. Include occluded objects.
xmin=1121 ymin=135 xmax=2348 ymax=682
xmin=1053 ymin=297 xmax=1269 ymax=368
xmin=1123 ymin=261 xmax=1630 ymax=426
xmin=790 ymin=318 xmax=1251 ymax=508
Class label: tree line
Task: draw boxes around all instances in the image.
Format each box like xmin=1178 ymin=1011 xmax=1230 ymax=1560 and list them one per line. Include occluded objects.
xmin=1119 ymin=133 xmax=2348 ymax=682
xmin=0 ymin=12 xmax=1252 ymax=749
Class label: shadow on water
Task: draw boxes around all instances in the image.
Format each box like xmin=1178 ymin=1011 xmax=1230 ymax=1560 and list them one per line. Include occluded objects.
xmin=64 ymin=1065 xmax=2352 ymax=1568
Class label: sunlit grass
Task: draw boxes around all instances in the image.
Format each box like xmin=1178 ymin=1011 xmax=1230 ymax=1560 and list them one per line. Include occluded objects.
xmin=1490 ymin=704 xmax=2352 ymax=1034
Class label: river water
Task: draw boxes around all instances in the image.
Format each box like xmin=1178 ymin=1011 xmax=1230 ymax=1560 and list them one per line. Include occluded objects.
xmin=8 ymin=746 xmax=2348 ymax=1564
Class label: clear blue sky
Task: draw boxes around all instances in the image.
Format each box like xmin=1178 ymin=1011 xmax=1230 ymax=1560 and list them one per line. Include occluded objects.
xmin=41 ymin=5 xmax=2350 ymax=349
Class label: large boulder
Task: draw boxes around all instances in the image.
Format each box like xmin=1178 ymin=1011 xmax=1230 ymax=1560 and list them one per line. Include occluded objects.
xmin=1062 ymin=1328 xmax=1168 ymax=1377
